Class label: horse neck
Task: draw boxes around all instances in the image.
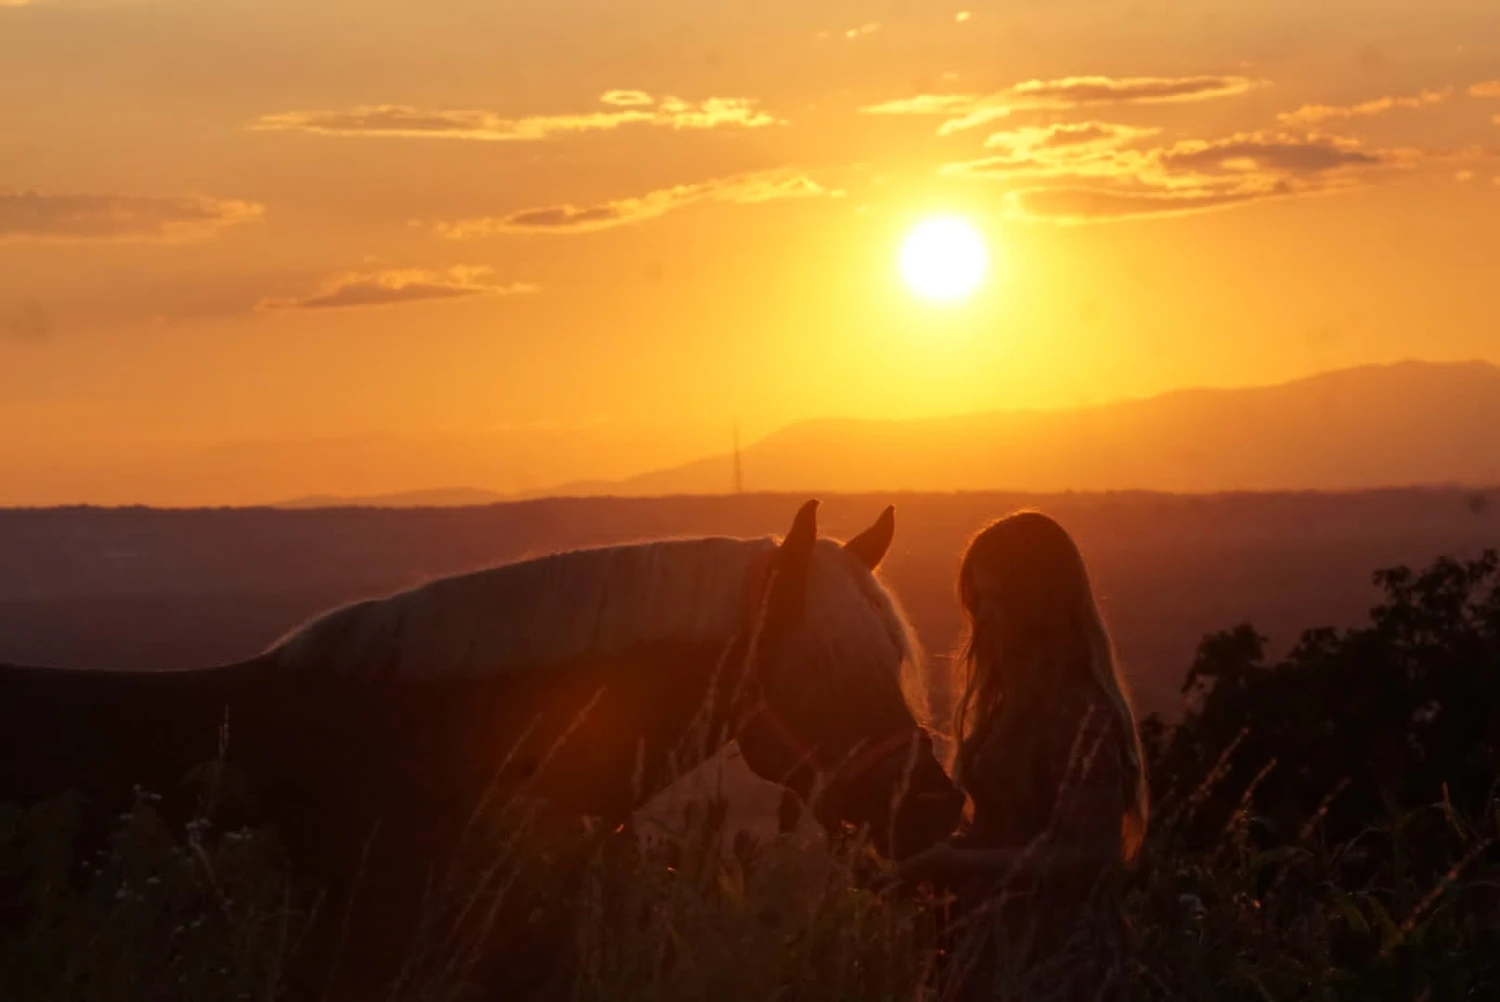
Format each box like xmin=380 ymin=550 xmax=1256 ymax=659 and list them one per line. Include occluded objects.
xmin=678 ymin=630 xmax=756 ymax=762
xmin=275 ymin=535 xmax=777 ymax=682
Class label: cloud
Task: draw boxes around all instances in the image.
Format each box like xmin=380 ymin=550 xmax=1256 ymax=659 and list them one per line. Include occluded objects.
xmin=944 ymin=122 xmax=1162 ymax=179
xmin=984 ymin=121 xmax=1160 ymax=151
xmin=845 ymin=23 xmax=881 ymax=38
xmin=1004 ymin=185 xmax=1293 ymax=224
xmin=1470 ymin=81 xmax=1500 ymax=98
xmin=862 ymin=94 xmax=984 ymax=117
xmin=1 ymin=299 xmax=50 ymax=341
xmin=863 ymin=74 xmax=1262 ymax=134
xmin=950 ymin=129 xmax=1400 ymax=197
xmin=434 ymin=170 xmax=836 ymax=238
xmin=599 ymin=89 xmax=653 ymax=108
xmin=982 ymin=131 xmax=1426 ymax=224
xmin=1277 ymin=87 xmax=1453 ymax=125
xmin=1011 ymin=75 xmax=1262 ymax=106
xmin=1157 ymin=133 xmax=1386 ymax=174
xmin=0 ymin=190 xmax=264 ymax=242
xmin=259 ymin=267 xmax=537 ymax=311
xmin=251 ymin=93 xmax=779 ymax=141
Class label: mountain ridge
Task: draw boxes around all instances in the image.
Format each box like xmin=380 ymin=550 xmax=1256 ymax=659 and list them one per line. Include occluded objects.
xmin=262 ymin=360 xmax=1500 ymax=506
xmin=545 ymin=359 xmax=1500 ymax=498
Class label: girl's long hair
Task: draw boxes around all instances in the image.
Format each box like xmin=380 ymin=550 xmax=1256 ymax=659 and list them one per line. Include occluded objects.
xmin=950 ymin=511 xmax=1149 ymax=862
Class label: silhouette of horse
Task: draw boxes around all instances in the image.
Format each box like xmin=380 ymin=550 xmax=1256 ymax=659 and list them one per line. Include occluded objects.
xmin=0 ymin=498 xmax=962 ymax=995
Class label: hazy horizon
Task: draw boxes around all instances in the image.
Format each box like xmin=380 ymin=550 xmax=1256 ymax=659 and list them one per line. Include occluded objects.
xmin=1 ymin=359 xmax=1495 ymax=507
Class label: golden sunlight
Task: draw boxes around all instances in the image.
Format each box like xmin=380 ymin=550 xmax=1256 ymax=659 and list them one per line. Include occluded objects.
xmin=898 ymin=217 xmax=989 ymax=303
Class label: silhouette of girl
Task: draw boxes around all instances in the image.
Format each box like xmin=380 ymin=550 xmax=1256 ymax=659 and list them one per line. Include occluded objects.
xmin=895 ymin=511 xmax=1149 ymax=1001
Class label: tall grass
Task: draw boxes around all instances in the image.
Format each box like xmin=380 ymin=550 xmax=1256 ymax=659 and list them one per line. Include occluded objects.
xmin=4 ymin=762 xmax=1496 ymax=1001
xmin=0 ymin=789 xmax=296 ymax=1002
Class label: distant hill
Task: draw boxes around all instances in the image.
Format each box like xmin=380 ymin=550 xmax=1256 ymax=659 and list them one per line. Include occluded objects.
xmin=272 ymin=488 xmax=508 ymax=509
xmin=261 ymin=361 xmax=1500 ymax=507
xmin=548 ymin=360 xmax=1500 ymax=497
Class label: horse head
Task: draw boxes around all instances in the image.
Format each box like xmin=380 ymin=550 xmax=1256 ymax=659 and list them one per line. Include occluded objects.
xmin=734 ymin=500 xmax=963 ymax=859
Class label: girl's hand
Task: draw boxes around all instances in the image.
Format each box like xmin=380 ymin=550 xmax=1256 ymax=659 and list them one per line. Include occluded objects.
xmin=873 ymin=840 xmax=961 ymax=892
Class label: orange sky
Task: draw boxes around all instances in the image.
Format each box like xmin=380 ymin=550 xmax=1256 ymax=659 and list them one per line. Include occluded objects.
xmin=3 ymin=0 xmax=1499 ymax=505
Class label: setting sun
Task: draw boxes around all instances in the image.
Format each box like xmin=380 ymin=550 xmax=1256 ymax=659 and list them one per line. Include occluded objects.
xmin=899 ymin=217 xmax=989 ymax=303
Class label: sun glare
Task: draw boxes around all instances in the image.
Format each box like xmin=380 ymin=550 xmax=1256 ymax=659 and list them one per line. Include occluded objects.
xmin=899 ymin=217 xmax=988 ymax=303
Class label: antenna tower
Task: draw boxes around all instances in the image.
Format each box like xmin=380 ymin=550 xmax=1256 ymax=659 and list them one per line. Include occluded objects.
xmin=732 ymin=421 xmax=744 ymax=494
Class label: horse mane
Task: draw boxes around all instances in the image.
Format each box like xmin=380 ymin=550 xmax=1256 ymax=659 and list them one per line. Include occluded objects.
xmin=774 ymin=539 xmax=930 ymax=728
xmin=267 ymin=530 xmax=931 ymax=736
xmin=822 ymin=543 xmax=924 ymax=717
xmin=270 ymin=536 xmax=779 ymax=680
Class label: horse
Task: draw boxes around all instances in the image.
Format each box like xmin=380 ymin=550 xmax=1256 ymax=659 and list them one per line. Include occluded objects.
xmin=0 ymin=498 xmax=963 ymax=996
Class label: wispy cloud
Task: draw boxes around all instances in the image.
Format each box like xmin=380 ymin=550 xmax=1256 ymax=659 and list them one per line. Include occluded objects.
xmin=599 ymin=89 xmax=654 ymax=108
xmin=971 ymin=131 xmax=1431 ymax=224
xmin=1005 ymin=186 xmax=1294 ymax=224
xmin=0 ymin=190 xmax=264 ymax=242
xmin=259 ymin=267 xmax=537 ymax=310
xmin=985 ymin=121 xmax=1160 ymax=151
xmin=943 ymin=122 xmax=1161 ymax=179
xmin=251 ymin=92 xmax=779 ymax=141
xmin=862 ymin=94 xmax=980 ymax=117
xmin=845 ymin=22 xmax=881 ymax=39
xmin=863 ymin=74 xmax=1262 ymax=134
xmin=1469 ymin=81 xmax=1500 ymax=98
xmin=1157 ymin=133 xmax=1391 ymax=174
xmin=1277 ymin=87 xmax=1453 ymax=125
xmin=434 ymin=170 xmax=836 ymax=238
xmin=1010 ymin=75 xmax=1262 ymax=106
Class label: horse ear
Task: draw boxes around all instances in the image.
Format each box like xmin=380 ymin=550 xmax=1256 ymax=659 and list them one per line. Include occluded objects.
xmin=780 ymin=498 xmax=820 ymax=558
xmin=761 ymin=499 xmax=820 ymax=625
xmin=844 ymin=504 xmax=895 ymax=571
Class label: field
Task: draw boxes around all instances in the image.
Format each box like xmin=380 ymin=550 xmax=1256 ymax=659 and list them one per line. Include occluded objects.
xmin=2 ymin=488 xmax=1498 ymax=999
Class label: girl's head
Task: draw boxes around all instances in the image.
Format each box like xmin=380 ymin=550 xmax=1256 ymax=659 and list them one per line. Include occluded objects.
xmin=951 ymin=511 xmax=1148 ymax=861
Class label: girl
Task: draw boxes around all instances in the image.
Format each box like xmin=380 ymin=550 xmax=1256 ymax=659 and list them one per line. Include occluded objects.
xmin=900 ymin=511 xmax=1149 ymax=1001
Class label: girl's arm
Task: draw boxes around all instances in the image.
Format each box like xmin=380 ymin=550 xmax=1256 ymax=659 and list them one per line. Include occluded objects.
xmin=883 ymin=712 xmax=1132 ymax=891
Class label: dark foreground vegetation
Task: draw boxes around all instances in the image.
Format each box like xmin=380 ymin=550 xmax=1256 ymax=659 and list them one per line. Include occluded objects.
xmin=3 ymin=549 xmax=1498 ymax=1000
